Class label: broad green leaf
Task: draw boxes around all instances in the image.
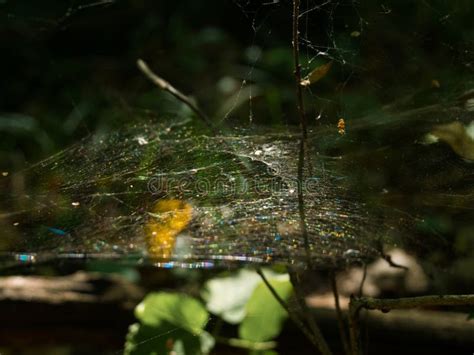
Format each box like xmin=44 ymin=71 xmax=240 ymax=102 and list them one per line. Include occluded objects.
xmin=202 ymin=269 xmax=289 ymax=324
xmin=202 ymin=269 xmax=262 ymax=324
xmin=238 ymin=278 xmax=293 ymax=342
xmin=125 ymin=322 xmax=214 ymax=355
xmin=135 ymin=292 xmax=209 ymax=334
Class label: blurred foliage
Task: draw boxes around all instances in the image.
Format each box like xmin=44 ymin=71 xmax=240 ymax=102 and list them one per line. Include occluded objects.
xmin=126 ymin=292 xmax=213 ymax=355
xmin=126 ymin=269 xmax=292 ymax=355
xmin=238 ymin=277 xmax=292 ymax=342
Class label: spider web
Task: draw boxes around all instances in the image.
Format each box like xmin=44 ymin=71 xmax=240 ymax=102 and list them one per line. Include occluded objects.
xmin=1 ymin=0 xmax=473 ymax=273
xmin=0 ymin=115 xmax=389 ymax=269
xmin=226 ymin=0 xmax=364 ymax=125
xmin=2 ymin=1 xmax=474 ymax=353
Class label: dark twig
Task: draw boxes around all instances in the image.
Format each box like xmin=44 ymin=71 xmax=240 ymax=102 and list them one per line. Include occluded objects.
xmin=349 ymin=294 xmax=474 ymax=355
xmin=137 ymin=59 xmax=215 ymax=129
xmin=256 ymin=268 xmax=323 ymax=352
xmin=292 ymin=0 xmax=312 ymax=269
xmin=291 ymin=3 xmax=332 ymax=354
xmin=292 ymin=0 xmax=308 ymax=143
xmin=381 ymin=252 xmax=408 ymax=270
xmin=358 ymin=263 xmax=367 ymax=297
xmin=289 ymin=271 xmax=333 ymax=355
xmin=354 ymin=294 xmax=474 ymax=310
xmin=330 ymin=272 xmax=350 ymax=355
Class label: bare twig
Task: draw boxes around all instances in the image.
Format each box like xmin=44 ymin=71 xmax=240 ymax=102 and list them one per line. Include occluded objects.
xmin=256 ymin=268 xmax=323 ymax=351
xmin=292 ymin=0 xmax=308 ymax=142
xmin=291 ymin=3 xmax=333 ymax=354
xmin=381 ymin=252 xmax=408 ymax=270
xmin=330 ymin=272 xmax=350 ymax=355
xmin=354 ymin=294 xmax=474 ymax=311
xmin=358 ymin=263 xmax=367 ymax=297
xmin=137 ymin=59 xmax=214 ymax=129
xmin=292 ymin=0 xmax=312 ymax=269
xmin=349 ymin=294 xmax=474 ymax=355
xmin=289 ymin=270 xmax=333 ymax=355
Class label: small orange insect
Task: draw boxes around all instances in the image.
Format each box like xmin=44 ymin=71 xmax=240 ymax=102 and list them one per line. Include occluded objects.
xmin=337 ymin=118 xmax=346 ymax=135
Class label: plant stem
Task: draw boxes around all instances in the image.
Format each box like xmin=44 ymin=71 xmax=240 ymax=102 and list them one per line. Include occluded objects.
xmin=349 ymin=294 xmax=474 ymax=355
xmin=292 ymin=0 xmax=312 ymax=270
xmin=358 ymin=263 xmax=367 ymax=297
xmin=330 ymin=272 xmax=350 ymax=355
xmin=289 ymin=270 xmax=333 ymax=355
xmin=292 ymin=0 xmax=308 ymax=142
xmin=256 ymin=268 xmax=322 ymax=351
xmin=291 ymin=3 xmax=333 ymax=354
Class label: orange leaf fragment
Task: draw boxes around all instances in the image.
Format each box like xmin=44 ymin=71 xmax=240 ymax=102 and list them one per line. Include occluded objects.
xmin=300 ymin=61 xmax=333 ymax=87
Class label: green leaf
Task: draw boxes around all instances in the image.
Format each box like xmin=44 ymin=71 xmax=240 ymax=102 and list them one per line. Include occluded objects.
xmin=238 ymin=277 xmax=293 ymax=342
xmin=202 ymin=269 xmax=290 ymax=324
xmin=135 ymin=292 xmax=209 ymax=335
xmin=125 ymin=322 xmax=214 ymax=355
xmin=202 ymin=269 xmax=262 ymax=324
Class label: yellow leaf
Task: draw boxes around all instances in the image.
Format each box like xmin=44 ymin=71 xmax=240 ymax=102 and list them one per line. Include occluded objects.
xmin=145 ymin=199 xmax=193 ymax=258
xmin=300 ymin=61 xmax=333 ymax=87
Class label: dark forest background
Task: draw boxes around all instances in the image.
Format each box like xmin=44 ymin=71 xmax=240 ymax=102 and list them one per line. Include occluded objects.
xmin=1 ymin=0 xmax=474 ymax=170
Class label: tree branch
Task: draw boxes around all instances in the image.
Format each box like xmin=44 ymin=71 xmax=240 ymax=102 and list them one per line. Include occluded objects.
xmin=349 ymin=294 xmax=474 ymax=355
xmin=137 ymin=59 xmax=214 ymax=129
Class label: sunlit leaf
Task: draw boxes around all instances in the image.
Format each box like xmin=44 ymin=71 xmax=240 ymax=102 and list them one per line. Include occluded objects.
xmin=300 ymin=61 xmax=333 ymax=87
xmin=135 ymin=292 xmax=209 ymax=334
xmin=238 ymin=276 xmax=292 ymax=342
xmin=202 ymin=269 xmax=287 ymax=324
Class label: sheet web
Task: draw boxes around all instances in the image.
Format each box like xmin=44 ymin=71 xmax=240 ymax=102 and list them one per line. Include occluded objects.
xmin=3 ymin=0 xmax=469 ymax=271
xmin=0 ymin=114 xmax=389 ymax=269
